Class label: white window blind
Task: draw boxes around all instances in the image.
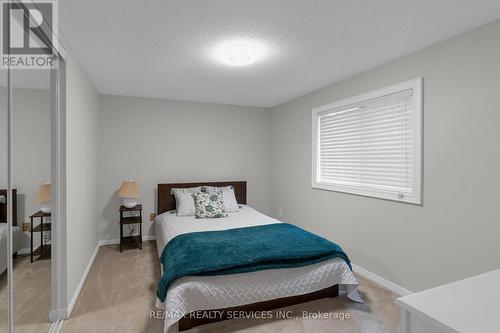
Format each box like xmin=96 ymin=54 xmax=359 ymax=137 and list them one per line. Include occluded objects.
xmin=312 ymin=78 xmax=422 ymax=204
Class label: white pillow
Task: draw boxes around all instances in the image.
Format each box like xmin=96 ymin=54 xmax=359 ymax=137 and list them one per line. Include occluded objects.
xmin=171 ymin=186 xmax=202 ymax=195
xmin=0 ymin=195 xmax=5 ymax=204
xmin=172 ymin=187 xmax=202 ymax=216
xmin=203 ymin=185 xmax=233 ymax=193
xmin=173 ymin=192 xmax=197 ymax=216
xmin=221 ymin=189 xmax=239 ymax=213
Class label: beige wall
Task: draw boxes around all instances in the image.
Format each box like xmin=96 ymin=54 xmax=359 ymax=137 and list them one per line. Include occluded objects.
xmin=270 ymin=20 xmax=500 ymax=292
xmin=98 ymin=96 xmax=271 ymax=241
xmin=65 ymin=54 xmax=100 ymax=306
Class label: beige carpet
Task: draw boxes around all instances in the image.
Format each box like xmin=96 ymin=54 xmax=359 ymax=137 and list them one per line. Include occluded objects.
xmin=0 ymin=255 xmax=52 ymax=333
xmin=61 ymin=241 xmax=400 ymax=333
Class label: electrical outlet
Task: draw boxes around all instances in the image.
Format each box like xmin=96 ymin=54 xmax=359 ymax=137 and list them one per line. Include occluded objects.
xmin=150 ymin=213 xmax=156 ymax=221
xmin=278 ymin=208 xmax=283 ymax=217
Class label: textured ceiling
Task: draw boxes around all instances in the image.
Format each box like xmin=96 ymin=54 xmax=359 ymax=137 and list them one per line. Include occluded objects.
xmin=58 ymin=0 xmax=500 ymax=107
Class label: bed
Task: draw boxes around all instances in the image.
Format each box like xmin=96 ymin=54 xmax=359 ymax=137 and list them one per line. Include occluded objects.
xmin=154 ymin=181 xmax=359 ymax=332
xmin=1 ymin=189 xmax=23 ymax=275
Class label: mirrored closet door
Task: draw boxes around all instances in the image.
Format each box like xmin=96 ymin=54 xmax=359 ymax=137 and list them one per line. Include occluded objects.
xmin=0 ymin=68 xmax=57 ymax=332
xmin=11 ymin=69 xmax=52 ymax=332
xmin=1 ymin=2 xmax=64 ymax=331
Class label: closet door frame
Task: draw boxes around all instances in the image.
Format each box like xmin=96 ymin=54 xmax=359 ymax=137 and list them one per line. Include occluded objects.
xmin=6 ymin=58 xmax=14 ymax=333
xmin=49 ymin=54 xmax=67 ymax=325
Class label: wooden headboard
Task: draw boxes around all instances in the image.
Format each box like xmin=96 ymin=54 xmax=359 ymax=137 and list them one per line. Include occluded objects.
xmin=0 ymin=189 xmax=17 ymax=226
xmin=157 ymin=181 xmax=247 ymax=215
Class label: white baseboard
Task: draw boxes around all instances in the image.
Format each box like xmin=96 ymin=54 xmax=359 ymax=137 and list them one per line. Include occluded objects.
xmin=63 ymin=235 xmax=157 ymax=318
xmin=99 ymin=235 xmax=156 ymax=247
xmin=17 ymin=247 xmax=30 ymax=255
xmin=66 ymin=243 xmax=100 ymax=317
xmin=98 ymin=239 xmax=119 ymax=246
xmin=352 ymin=263 xmax=413 ymax=296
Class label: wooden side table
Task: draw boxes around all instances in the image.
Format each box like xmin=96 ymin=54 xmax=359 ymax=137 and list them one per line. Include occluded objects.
xmin=119 ymin=204 xmax=142 ymax=252
xmin=30 ymin=211 xmax=51 ymax=263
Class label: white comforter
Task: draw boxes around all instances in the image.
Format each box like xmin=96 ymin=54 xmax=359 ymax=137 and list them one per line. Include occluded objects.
xmin=0 ymin=224 xmax=23 ymax=274
xmin=154 ymin=205 xmax=358 ymax=333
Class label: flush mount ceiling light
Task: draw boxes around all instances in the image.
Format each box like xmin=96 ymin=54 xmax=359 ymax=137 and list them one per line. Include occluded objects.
xmin=211 ymin=39 xmax=269 ymax=67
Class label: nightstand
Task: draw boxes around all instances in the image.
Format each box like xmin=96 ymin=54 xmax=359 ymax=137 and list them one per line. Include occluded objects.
xmin=30 ymin=211 xmax=51 ymax=263
xmin=119 ymin=204 xmax=142 ymax=252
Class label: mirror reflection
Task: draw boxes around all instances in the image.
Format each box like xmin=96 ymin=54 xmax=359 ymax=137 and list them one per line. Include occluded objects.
xmin=0 ymin=69 xmax=52 ymax=332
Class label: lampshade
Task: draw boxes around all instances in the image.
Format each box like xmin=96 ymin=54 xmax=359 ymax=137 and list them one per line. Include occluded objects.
xmin=117 ymin=180 xmax=139 ymax=199
xmin=35 ymin=183 xmax=52 ymax=203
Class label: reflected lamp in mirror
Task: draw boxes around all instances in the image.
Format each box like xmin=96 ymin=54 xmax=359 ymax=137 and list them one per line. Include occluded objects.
xmin=35 ymin=183 xmax=52 ymax=213
xmin=117 ymin=180 xmax=139 ymax=208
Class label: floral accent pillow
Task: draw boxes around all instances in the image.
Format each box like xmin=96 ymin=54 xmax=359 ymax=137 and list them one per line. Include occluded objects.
xmin=192 ymin=192 xmax=228 ymax=219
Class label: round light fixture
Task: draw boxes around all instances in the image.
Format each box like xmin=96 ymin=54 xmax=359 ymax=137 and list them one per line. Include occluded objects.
xmin=225 ymin=44 xmax=253 ymax=66
xmin=230 ymin=52 xmax=250 ymax=65
xmin=211 ymin=39 xmax=269 ymax=67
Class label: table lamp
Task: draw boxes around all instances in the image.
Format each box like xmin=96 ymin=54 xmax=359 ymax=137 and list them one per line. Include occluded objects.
xmin=117 ymin=180 xmax=139 ymax=208
xmin=35 ymin=183 xmax=52 ymax=213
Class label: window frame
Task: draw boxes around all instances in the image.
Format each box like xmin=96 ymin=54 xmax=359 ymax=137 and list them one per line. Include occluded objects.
xmin=311 ymin=78 xmax=423 ymax=204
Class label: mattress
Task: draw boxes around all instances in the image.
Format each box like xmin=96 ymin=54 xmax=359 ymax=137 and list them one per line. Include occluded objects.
xmin=154 ymin=205 xmax=359 ymax=333
xmin=0 ymin=224 xmax=23 ymax=274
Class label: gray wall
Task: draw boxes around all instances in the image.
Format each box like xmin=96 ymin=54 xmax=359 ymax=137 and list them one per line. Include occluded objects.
xmin=65 ymin=54 xmax=100 ymax=306
xmin=0 ymin=86 xmax=51 ymax=250
xmin=98 ymin=96 xmax=271 ymax=241
xmin=270 ymin=20 xmax=500 ymax=292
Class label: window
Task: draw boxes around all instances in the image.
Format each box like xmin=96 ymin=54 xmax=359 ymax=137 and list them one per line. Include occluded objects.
xmin=312 ymin=78 xmax=422 ymax=204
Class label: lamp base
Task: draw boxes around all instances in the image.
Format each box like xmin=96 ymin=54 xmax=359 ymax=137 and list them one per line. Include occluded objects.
xmin=40 ymin=202 xmax=51 ymax=213
xmin=123 ymin=198 xmax=138 ymax=208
